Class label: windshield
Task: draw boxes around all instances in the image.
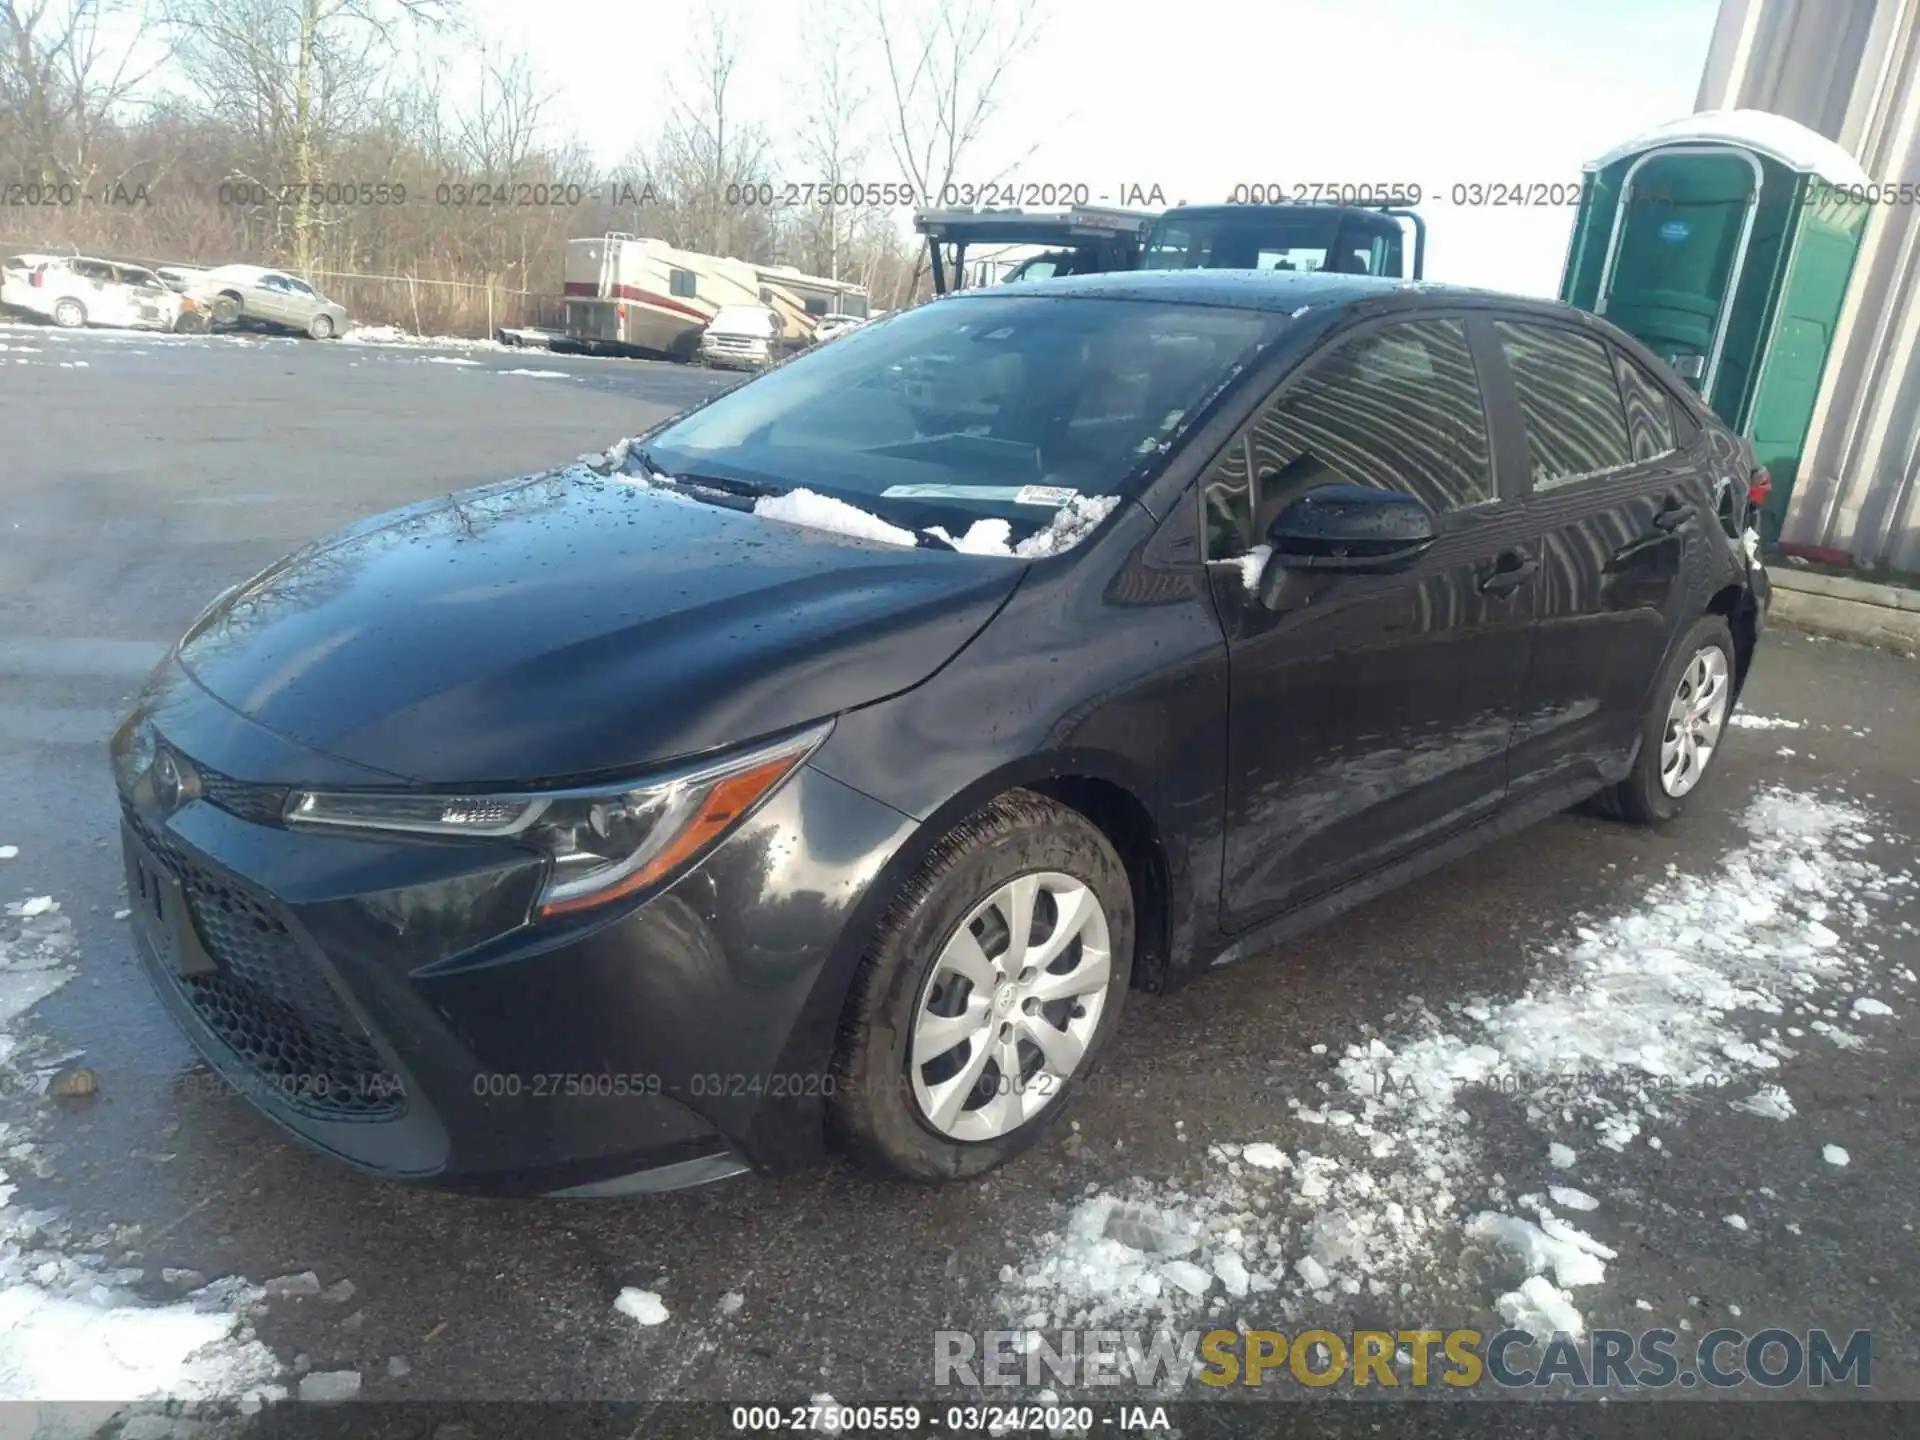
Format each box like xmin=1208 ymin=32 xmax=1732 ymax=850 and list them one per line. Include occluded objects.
xmin=1142 ymin=212 xmax=1403 ymax=277
xmin=643 ymin=294 xmax=1281 ymax=544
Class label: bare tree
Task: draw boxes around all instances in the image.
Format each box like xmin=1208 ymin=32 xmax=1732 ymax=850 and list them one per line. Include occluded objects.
xmin=645 ymin=0 xmax=771 ymax=258
xmin=0 ymin=0 xmax=164 ymax=186
xmin=163 ymin=0 xmax=455 ymax=273
xmin=869 ymin=0 xmax=1043 ymax=302
xmin=792 ymin=0 xmax=872 ymax=281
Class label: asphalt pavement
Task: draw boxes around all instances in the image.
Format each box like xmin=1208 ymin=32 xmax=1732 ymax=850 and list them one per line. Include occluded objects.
xmin=1 ymin=320 xmax=1916 ymax=1431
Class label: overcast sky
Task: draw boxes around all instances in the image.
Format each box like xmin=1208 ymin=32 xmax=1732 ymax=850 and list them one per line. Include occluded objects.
xmin=441 ymin=0 xmax=1722 ymax=294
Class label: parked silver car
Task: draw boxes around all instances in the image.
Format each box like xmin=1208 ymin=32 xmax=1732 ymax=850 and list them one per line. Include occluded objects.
xmin=187 ymin=264 xmax=350 ymax=339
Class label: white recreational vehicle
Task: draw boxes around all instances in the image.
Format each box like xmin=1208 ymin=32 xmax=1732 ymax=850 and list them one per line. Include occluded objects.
xmin=561 ymin=235 xmax=870 ymax=361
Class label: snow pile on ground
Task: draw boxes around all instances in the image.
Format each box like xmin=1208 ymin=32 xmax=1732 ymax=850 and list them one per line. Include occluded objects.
xmin=1728 ymin=714 xmax=1804 ymax=730
xmin=614 ymin=1288 xmax=670 ymax=1325
xmin=1000 ymin=786 xmax=1904 ymax=1356
xmin=340 ymin=324 xmax=513 ymax=351
xmin=0 ymin=894 xmax=286 ymax=1414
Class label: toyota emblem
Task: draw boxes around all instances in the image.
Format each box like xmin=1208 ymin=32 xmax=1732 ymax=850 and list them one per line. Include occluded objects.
xmin=150 ymin=747 xmax=197 ymax=814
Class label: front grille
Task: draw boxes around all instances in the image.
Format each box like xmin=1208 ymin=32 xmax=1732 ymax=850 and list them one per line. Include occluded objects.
xmin=127 ymin=808 xmax=405 ymax=1122
xmin=196 ymin=768 xmax=290 ymax=827
xmin=703 ymin=333 xmax=765 ymax=358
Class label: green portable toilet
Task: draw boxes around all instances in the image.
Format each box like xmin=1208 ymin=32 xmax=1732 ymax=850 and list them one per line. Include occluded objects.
xmin=1560 ymin=110 xmax=1872 ymax=540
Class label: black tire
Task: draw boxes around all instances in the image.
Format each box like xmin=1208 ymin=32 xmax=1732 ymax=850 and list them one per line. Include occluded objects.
xmin=1596 ymin=614 xmax=1737 ymax=826
xmin=211 ymin=293 xmax=242 ymax=327
xmin=309 ymin=312 xmax=335 ymax=340
xmin=830 ymin=789 xmax=1134 ymax=1182
xmin=52 ymin=298 xmax=86 ymax=329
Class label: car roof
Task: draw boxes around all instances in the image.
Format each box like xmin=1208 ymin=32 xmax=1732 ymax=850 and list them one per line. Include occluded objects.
xmin=973 ymin=268 xmax=1591 ymax=324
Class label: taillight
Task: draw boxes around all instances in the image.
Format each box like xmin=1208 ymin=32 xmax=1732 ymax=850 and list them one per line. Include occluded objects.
xmin=1748 ymin=466 xmax=1772 ymax=506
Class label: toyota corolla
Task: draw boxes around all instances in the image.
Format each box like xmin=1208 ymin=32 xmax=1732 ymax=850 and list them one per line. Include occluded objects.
xmin=111 ymin=271 xmax=1769 ymax=1195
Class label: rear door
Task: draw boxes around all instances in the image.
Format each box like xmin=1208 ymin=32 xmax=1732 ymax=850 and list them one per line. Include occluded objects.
xmin=70 ymin=259 xmax=120 ymax=323
xmin=1487 ymin=316 xmax=1715 ymax=806
xmin=1206 ymin=311 xmax=1538 ymax=929
xmin=253 ymin=273 xmax=296 ymax=324
xmin=280 ymin=275 xmax=323 ymax=326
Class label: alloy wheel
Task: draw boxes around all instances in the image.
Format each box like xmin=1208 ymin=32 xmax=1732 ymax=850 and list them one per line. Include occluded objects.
xmin=1659 ymin=644 xmax=1730 ymax=797
xmin=908 ymin=871 xmax=1112 ymax=1142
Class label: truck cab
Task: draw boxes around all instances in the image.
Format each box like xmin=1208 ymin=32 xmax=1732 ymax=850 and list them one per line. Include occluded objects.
xmin=1140 ymin=204 xmax=1425 ymax=279
xmin=914 ymin=206 xmax=1156 ymax=295
xmin=915 ymin=201 xmax=1425 ymax=296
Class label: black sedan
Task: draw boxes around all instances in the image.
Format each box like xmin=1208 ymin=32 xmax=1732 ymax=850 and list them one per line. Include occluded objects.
xmin=111 ymin=271 xmax=1770 ymax=1194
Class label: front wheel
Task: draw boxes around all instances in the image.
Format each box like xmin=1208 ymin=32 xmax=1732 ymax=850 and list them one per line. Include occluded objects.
xmin=830 ymin=790 xmax=1133 ymax=1181
xmin=308 ymin=312 xmax=335 ymax=339
xmin=210 ymin=294 xmax=241 ymax=327
xmin=1597 ymin=614 xmax=1737 ymax=825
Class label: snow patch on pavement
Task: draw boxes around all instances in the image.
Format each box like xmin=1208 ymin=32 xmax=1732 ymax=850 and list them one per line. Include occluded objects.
xmin=998 ymin=787 xmax=1899 ymax=1354
xmin=1728 ymin=714 xmax=1803 ymax=730
xmin=615 ymin=1288 xmax=670 ymax=1325
xmin=0 ymin=895 xmax=287 ymax=1410
xmin=341 ymin=324 xmax=514 ymax=352
xmin=497 ymin=368 xmax=573 ymax=378
xmin=1729 ymin=1084 xmax=1795 ymax=1120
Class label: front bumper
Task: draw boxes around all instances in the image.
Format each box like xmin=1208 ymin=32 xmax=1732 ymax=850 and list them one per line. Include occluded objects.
xmin=112 ymin=661 xmax=915 ymax=1194
xmin=699 ymin=340 xmax=772 ymax=370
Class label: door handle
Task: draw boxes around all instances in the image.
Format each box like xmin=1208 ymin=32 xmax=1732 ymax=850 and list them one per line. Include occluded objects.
xmin=1652 ymin=495 xmax=1700 ymax=533
xmin=1477 ymin=547 xmax=1538 ymax=597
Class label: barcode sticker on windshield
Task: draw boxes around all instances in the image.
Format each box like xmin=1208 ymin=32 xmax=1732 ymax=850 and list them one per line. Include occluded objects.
xmin=1013 ymin=485 xmax=1079 ymax=508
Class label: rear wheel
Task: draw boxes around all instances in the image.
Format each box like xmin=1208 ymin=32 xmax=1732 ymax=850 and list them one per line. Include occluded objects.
xmin=1595 ymin=614 xmax=1736 ymax=825
xmin=830 ymin=790 xmax=1133 ymax=1181
xmin=52 ymin=298 xmax=86 ymax=328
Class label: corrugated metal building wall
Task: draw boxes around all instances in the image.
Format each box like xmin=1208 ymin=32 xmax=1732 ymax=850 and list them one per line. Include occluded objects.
xmin=1699 ymin=0 xmax=1920 ymax=572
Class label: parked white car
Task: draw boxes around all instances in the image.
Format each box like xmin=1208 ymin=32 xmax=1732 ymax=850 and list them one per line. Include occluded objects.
xmin=812 ymin=314 xmax=868 ymax=342
xmin=184 ymin=264 xmax=349 ymax=339
xmin=1 ymin=254 xmax=190 ymax=331
xmin=698 ymin=305 xmax=803 ymax=370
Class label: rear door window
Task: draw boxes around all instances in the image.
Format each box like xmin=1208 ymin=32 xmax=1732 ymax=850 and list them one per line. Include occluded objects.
xmin=1492 ymin=320 xmax=1634 ymax=491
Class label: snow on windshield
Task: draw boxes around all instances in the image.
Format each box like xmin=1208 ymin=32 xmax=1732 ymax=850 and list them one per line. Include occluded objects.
xmin=753 ymin=489 xmax=918 ymax=547
xmin=926 ymin=495 xmax=1122 ymax=558
xmin=574 ymin=435 xmax=1122 ymax=556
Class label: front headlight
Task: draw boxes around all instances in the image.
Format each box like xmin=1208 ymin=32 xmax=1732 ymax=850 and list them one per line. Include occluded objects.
xmin=284 ymin=721 xmax=831 ymax=916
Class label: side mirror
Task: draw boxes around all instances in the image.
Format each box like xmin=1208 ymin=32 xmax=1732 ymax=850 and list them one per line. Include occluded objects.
xmin=1266 ymin=483 xmax=1438 ymax=575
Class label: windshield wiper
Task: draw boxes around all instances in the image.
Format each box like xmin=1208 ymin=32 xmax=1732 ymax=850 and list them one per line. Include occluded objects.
xmin=632 ymin=449 xmax=785 ymax=500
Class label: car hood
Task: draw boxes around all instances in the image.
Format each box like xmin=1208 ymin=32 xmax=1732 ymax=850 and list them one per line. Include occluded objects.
xmin=176 ymin=470 xmax=1025 ymax=784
